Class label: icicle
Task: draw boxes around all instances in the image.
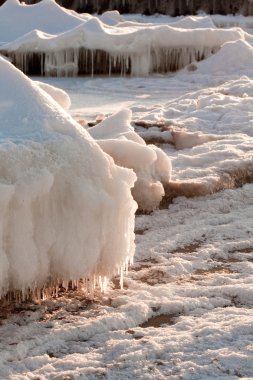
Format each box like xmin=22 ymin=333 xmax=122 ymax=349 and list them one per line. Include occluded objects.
xmin=62 ymin=280 xmax=69 ymax=290
xmin=125 ymin=258 xmax=129 ymax=275
xmin=91 ymin=50 xmax=94 ymax=77
xmin=109 ymin=55 xmax=112 ymax=76
xmin=120 ymin=267 xmax=124 ymax=289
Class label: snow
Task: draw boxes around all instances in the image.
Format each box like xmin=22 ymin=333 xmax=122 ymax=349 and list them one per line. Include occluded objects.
xmin=0 ymin=56 xmax=137 ymax=299
xmin=0 ymin=0 xmax=84 ymax=43
xmin=1 ymin=6 xmax=253 ymax=380
xmin=88 ymin=109 xmax=172 ymax=211
xmin=0 ymin=185 xmax=253 ymax=379
xmin=184 ymin=39 xmax=253 ymax=77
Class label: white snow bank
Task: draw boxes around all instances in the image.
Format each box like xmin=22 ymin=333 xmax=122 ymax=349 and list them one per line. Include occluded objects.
xmin=89 ymin=109 xmax=172 ymax=211
xmin=0 ymin=57 xmax=137 ymax=299
xmin=190 ymin=39 xmax=253 ymax=76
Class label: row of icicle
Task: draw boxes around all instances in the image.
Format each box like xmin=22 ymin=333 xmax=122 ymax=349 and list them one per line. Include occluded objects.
xmin=0 ymin=261 xmax=129 ymax=304
xmin=4 ymin=45 xmax=219 ymax=77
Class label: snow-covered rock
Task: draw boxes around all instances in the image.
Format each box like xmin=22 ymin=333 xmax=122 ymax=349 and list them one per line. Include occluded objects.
xmin=0 ymin=56 xmax=137 ymax=299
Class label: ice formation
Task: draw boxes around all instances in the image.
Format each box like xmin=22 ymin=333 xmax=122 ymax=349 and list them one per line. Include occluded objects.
xmin=0 ymin=56 xmax=138 ymax=301
xmin=0 ymin=0 xmax=249 ymax=76
xmin=88 ymin=109 xmax=172 ymax=212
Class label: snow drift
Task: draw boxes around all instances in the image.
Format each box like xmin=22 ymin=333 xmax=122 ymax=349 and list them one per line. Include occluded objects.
xmin=0 ymin=0 xmax=248 ymax=76
xmin=0 ymin=56 xmax=137 ymax=301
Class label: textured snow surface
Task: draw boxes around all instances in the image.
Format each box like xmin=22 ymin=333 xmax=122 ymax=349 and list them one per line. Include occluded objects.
xmin=0 ymin=185 xmax=253 ymax=379
xmin=0 ymin=56 xmax=137 ymax=298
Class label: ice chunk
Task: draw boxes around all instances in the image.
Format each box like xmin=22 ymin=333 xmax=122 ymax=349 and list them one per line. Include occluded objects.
xmin=89 ymin=109 xmax=171 ymax=211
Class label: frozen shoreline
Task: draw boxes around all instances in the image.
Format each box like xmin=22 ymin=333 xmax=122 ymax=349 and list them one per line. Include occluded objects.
xmin=1 ymin=4 xmax=253 ymax=378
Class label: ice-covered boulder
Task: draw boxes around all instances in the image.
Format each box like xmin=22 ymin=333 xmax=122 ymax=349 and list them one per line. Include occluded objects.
xmin=0 ymin=57 xmax=137 ymax=300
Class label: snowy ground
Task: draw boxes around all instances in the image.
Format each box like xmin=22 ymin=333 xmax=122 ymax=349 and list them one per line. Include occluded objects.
xmin=0 ymin=186 xmax=253 ymax=379
xmin=35 ymin=75 xmax=204 ymax=122
xmin=1 ymin=67 xmax=253 ymax=379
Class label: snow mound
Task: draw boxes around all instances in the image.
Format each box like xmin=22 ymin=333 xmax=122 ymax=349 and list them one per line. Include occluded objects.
xmin=191 ymin=39 xmax=253 ymax=76
xmin=89 ymin=109 xmax=172 ymax=212
xmin=0 ymin=57 xmax=137 ymax=300
xmin=0 ymin=0 xmax=83 ymax=43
